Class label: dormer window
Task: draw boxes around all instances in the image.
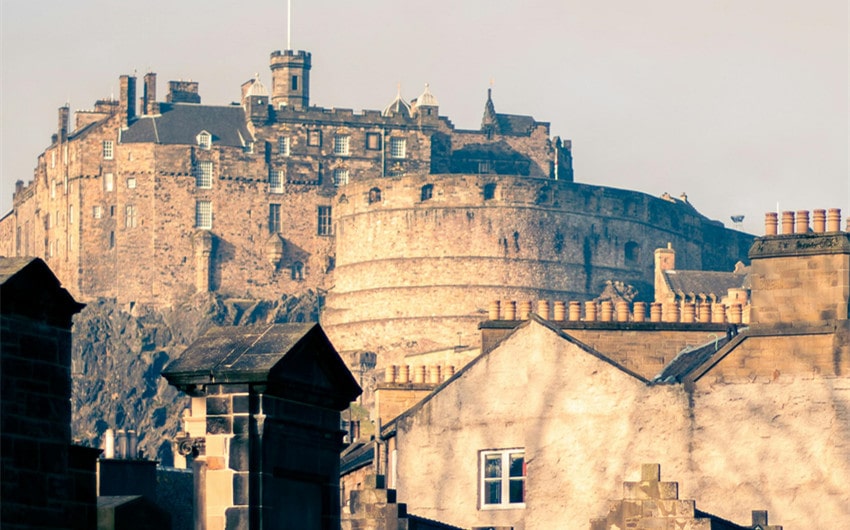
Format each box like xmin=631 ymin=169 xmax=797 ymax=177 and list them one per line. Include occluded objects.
xmin=197 ymin=131 xmax=212 ymax=150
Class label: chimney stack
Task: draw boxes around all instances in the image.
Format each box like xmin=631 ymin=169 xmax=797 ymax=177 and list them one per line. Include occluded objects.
xmin=58 ymin=105 xmax=69 ymax=143
xmin=143 ymin=72 xmax=158 ymax=115
xmin=119 ymin=74 xmax=136 ymax=127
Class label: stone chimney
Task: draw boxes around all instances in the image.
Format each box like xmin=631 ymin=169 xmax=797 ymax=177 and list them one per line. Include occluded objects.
xmin=142 ymin=72 xmax=158 ymax=115
xmin=167 ymin=80 xmax=201 ymax=104
xmin=118 ymin=74 xmax=136 ymax=127
xmin=654 ymin=243 xmax=675 ymax=302
xmin=58 ymin=105 xmax=70 ymax=143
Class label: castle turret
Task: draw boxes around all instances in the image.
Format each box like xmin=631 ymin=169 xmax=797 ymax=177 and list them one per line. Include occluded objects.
xmin=412 ymin=83 xmax=439 ymax=122
xmin=270 ymin=49 xmax=311 ymax=110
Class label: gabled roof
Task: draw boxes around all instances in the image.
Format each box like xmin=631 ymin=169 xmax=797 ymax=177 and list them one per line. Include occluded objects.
xmin=0 ymin=257 xmax=84 ymax=326
xmin=652 ymin=332 xmax=736 ymax=384
xmin=663 ymin=269 xmax=747 ymax=299
xmin=162 ymin=323 xmax=361 ymax=410
xmin=494 ymin=113 xmax=537 ymax=135
xmin=122 ymin=103 xmax=252 ymax=148
xmin=381 ymin=315 xmax=648 ymax=437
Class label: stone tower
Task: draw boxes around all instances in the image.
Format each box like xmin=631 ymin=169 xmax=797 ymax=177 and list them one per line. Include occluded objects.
xmin=270 ymin=49 xmax=311 ymax=110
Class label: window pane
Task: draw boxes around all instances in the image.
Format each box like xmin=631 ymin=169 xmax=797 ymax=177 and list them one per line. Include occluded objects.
xmin=509 ymin=479 xmax=524 ymax=503
xmin=485 ymin=480 xmax=502 ymax=505
xmin=484 ymin=455 xmax=501 ymax=478
xmin=509 ymin=454 xmax=524 ymax=477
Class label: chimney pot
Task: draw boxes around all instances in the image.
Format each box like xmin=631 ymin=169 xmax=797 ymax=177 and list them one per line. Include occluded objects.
xmin=764 ymin=212 xmax=778 ymax=235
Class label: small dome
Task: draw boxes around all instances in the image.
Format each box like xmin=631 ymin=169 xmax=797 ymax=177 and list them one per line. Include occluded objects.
xmin=414 ymin=83 xmax=439 ymax=108
xmin=382 ymin=86 xmax=411 ymax=118
xmin=247 ymin=74 xmax=269 ymax=97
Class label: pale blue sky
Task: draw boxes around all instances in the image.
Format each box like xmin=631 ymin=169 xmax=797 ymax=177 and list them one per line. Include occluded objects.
xmin=1 ymin=0 xmax=847 ymax=234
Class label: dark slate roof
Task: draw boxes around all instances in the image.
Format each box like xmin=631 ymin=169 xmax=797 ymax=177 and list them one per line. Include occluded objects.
xmin=652 ymin=332 xmax=736 ymax=384
xmin=122 ymin=103 xmax=252 ymax=147
xmin=663 ymin=270 xmax=747 ymax=298
xmin=340 ymin=442 xmax=374 ymax=475
xmin=162 ymin=323 xmax=361 ymax=409
xmin=495 ymin=113 xmax=537 ymax=135
xmin=451 ymin=140 xmax=529 ymax=160
xmin=0 ymin=257 xmax=84 ymax=325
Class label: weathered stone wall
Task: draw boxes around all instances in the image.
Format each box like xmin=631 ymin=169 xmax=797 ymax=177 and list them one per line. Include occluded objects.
xmin=389 ymin=322 xmax=850 ymax=530
xmin=325 ymin=173 xmax=753 ymax=358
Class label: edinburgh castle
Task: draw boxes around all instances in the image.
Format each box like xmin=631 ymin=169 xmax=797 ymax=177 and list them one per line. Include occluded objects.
xmin=0 ymin=47 xmax=752 ymax=357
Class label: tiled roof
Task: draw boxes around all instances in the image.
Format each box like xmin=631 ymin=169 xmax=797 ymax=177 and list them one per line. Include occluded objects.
xmin=122 ymin=103 xmax=252 ymax=148
xmin=663 ymin=270 xmax=747 ymax=298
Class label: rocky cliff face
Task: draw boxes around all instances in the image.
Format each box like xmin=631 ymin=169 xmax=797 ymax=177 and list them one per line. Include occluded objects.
xmin=71 ymin=292 xmax=321 ymax=464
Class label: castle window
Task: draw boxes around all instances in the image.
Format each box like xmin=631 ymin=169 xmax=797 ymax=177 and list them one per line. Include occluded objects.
xmin=366 ymin=133 xmax=381 ymax=150
xmin=368 ymin=187 xmax=382 ymax=204
xmin=103 ymin=140 xmax=114 ymax=160
xmin=269 ymin=203 xmax=281 ymax=233
xmin=69 ymin=205 xmax=74 ymax=225
xmin=333 ymin=168 xmax=349 ymax=187
xmin=93 ymin=206 xmax=102 ymax=219
xmin=483 ymin=183 xmax=497 ymax=200
xmin=478 ymin=161 xmax=492 ymax=174
xmin=51 ymin=180 xmax=56 ymax=199
xmin=270 ymin=169 xmax=284 ymax=193
xmin=387 ymin=170 xmax=403 ymax=178
xmin=125 ymin=205 xmax=137 ymax=228
xmin=291 ymin=75 xmax=299 ymax=91
xmin=197 ymin=131 xmax=212 ymax=150
xmin=104 ymin=173 xmax=114 ymax=192
xmin=109 ymin=231 xmax=115 ymax=249
xmin=196 ymin=200 xmax=212 ymax=229
xmin=421 ymin=184 xmax=433 ymax=201
xmin=196 ymin=161 xmax=213 ymax=188
xmin=110 ymin=206 xmax=116 ymax=217
xmin=245 ymin=141 xmax=254 ymax=154
xmin=389 ymin=137 xmax=406 ymax=159
xmin=317 ymin=206 xmax=333 ymax=236
xmin=291 ymin=261 xmax=304 ymax=281
xmin=51 ymin=151 xmax=56 ymax=168
xmin=278 ymin=136 xmax=290 ymax=156
xmin=127 ymin=177 xmax=136 ymax=189
xmin=334 ymin=135 xmax=350 ymax=156
xmin=480 ymin=449 xmax=525 ymax=509
xmin=625 ymin=241 xmax=640 ymax=265
xmin=308 ymin=130 xmax=322 ymax=147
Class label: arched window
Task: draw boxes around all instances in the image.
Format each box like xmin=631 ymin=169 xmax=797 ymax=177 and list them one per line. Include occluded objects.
xmin=368 ymin=187 xmax=382 ymax=204
xmin=421 ymin=183 xmax=433 ymax=201
xmin=291 ymin=261 xmax=304 ymax=281
xmin=483 ymin=183 xmax=497 ymax=200
xmin=625 ymin=241 xmax=640 ymax=265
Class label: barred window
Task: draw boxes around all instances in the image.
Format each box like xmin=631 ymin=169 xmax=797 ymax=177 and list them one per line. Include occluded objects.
xmin=269 ymin=203 xmax=281 ymax=233
xmin=278 ymin=136 xmax=290 ymax=156
xmin=270 ymin=169 xmax=284 ymax=193
xmin=333 ymin=168 xmax=349 ymax=187
xmin=389 ymin=137 xmax=406 ymax=159
xmin=317 ymin=206 xmax=333 ymax=236
xmin=196 ymin=161 xmax=213 ymax=188
xmin=103 ymin=140 xmax=114 ymax=160
xmin=334 ymin=135 xmax=350 ymax=156
xmin=196 ymin=200 xmax=212 ymax=229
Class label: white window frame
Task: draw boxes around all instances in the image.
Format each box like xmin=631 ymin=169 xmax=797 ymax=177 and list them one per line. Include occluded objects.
xmin=333 ymin=135 xmax=350 ymax=156
xmin=93 ymin=206 xmax=102 ymax=219
xmin=278 ymin=136 xmax=290 ymax=156
xmin=196 ymin=200 xmax=212 ymax=229
xmin=333 ymin=168 xmax=349 ymax=187
xmin=127 ymin=177 xmax=136 ymax=189
xmin=270 ymin=169 xmax=284 ymax=193
xmin=51 ymin=180 xmax=56 ymax=199
xmin=104 ymin=173 xmax=114 ymax=192
xmin=479 ymin=449 xmax=525 ymax=510
xmin=196 ymin=161 xmax=213 ymax=188
xmin=389 ymin=137 xmax=406 ymax=159
xmin=103 ymin=140 xmax=114 ymax=160
xmin=69 ymin=205 xmax=74 ymax=225
xmin=197 ymin=131 xmax=212 ymax=150
xmin=125 ymin=205 xmax=137 ymax=228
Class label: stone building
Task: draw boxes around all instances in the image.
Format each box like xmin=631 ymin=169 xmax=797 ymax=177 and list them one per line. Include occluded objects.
xmin=0 ymin=257 xmax=98 ymax=530
xmin=373 ymin=210 xmax=849 ymax=529
xmin=0 ymin=46 xmax=752 ymax=359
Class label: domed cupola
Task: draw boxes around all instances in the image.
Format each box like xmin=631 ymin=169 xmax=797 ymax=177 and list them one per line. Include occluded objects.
xmin=382 ymin=85 xmax=411 ymax=118
xmin=412 ymin=83 xmax=439 ymax=117
xmin=244 ymin=73 xmax=270 ymax=123
xmin=247 ymin=74 xmax=269 ymax=97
